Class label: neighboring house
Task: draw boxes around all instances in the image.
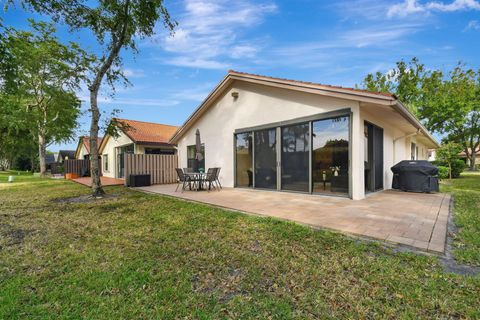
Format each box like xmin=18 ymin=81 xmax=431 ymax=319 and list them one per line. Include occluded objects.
xmin=45 ymin=153 xmax=56 ymax=166
xmin=98 ymin=118 xmax=178 ymax=179
xmin=75 ymin=136 xmax=104 ymax=160
xmin=58 ymin=150 xmax=76 ymax=163
xmin=170 ymin=70 xmax=439 ymax=200
xmin=459 ymin=148 xmax=480 ymax=167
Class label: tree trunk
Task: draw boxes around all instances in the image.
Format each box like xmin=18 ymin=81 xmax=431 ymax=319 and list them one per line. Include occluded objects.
xmin=468 ymin=153 xmax=477 ymax=171
xmin=88 ymin=0 xmax=130 ymax=197
xmin=89 ymin=88 xmax=104 ymax=197
xmin=38 ymin=132 xmax=47 ymax=176
xmin=448 ymin=162 xmax=452 ymax=180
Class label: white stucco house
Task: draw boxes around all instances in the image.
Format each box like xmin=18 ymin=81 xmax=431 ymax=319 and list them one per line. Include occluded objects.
xmin=75 ymin=136 xmax=104 ymax=160
xmin=98 ymin=118 xmax=178 ymax=179
xmin=170 ymin=71 xmax=439 ymax=200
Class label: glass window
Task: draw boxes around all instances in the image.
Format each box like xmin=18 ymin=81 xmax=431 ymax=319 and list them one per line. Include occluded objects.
xmin=254 ymin=129 xmax=277 ymax=189
xmin=103 ymin=154 xmax=108 ymax=172
xmin=281 ymin=123 xmax=310 ymax=192
xmin=411 ymin=143 xmax=416 ymax=160
xmin=117 ymin=144 xmax=134 ymax=178
xmin=235 ymin=132 xmax=253 ymax=187
xmin=312 ymin=116 xmax=349 ymax=195
xmin=187 ymin=144 xmax=205 ymax=171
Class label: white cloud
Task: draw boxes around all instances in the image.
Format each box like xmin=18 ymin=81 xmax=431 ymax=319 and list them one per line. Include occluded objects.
xmin=123 ymin=68 xmax=146 ymax=78
xmin=464 ymin=19 xmax=480 ymax=30
xmin=230 ymin=44 xmax=258 ymax=59
xmin=387 ymin=0 xmax=426 ymax=17
xmin=164 ymin=57 xmax=231 ymax=69
xmin=341 ymin=24 xmax=420 ymax=47
xmin=388 ymin=0 xmax=480 ymax=17
xmin=170 ymin=83 xmax=214 ymax=101
xmin=426 ymin=0 xmax=480 ymax=11
xmin=155 ymin=0 xmax=277 ymax=69
xmin=78 ymin=94 xmax=179 ymax=107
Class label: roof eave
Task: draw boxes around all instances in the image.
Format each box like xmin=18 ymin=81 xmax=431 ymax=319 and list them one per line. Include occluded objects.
xmin=391 ymin=101 xmax=440 ymax=148
xmin=169 ymin=72 xmax=396 ymax=144
xmin=135 ymin=141 xmax=176 ymax=147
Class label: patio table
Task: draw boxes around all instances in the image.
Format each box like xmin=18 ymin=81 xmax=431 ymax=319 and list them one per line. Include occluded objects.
xmin=184 ymin=172 xmax=206 ymax=191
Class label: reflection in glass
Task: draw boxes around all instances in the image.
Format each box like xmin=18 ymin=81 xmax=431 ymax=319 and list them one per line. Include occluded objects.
xmin=235 ymin=132 xmax=253 ymax=187
xmin=281 ymin=123 xmax=310 ymax=192
xmin=254 ymin=129 xmax=277 ymax=189
xmin=312 ymin=116 xmax=349 ymax=195
xmin=117 ymin=144 xmax=134 ymax=178
xmin=187 ymin=144 xmax=205 ymax=170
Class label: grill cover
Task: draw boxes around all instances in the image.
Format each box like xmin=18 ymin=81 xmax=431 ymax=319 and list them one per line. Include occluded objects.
xmin=391 ymin=160 xmax=439 ymax=193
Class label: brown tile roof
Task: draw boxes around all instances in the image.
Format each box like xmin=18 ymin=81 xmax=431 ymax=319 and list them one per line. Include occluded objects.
xmin=115 ymin=118 xmax=178 ymax=145
xmin=82 ymin=136 xmax=103 ymax=154
xmin=228 ymin=70 xmax=395 ymax=98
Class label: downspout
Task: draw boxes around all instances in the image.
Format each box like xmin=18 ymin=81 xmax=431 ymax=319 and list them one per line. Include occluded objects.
xmin=393 ymin=129 xmax=420 ymax=163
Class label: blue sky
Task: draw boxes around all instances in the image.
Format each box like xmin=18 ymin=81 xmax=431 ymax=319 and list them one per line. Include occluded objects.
xmin=2 ymin=0 xmax=480 ymax=151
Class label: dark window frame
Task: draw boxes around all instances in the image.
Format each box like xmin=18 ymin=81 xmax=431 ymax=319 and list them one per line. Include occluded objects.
xmin=233 ymin=109 xmax=353 ymax=198
xmin=187 ymin=144 xmax=205 ymax=171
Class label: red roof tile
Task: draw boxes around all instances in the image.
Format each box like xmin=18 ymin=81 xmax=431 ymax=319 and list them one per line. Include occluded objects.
xmin=115 ymin=118 xmax=178 ymax=145
xmin=228 ymin=70 xmax=395 ymax=98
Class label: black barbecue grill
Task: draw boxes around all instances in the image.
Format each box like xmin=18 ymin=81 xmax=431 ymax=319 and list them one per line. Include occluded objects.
xmin=391 ymin=160 xmax=439 ymax=193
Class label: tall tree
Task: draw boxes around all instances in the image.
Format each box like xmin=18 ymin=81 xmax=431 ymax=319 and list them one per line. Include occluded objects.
xmin=420 ymin=64 xmax=480 ymax=170
xmin=18 ymin=0 xmax=176 ymax=196
xmin=0 ymin=20 xmax=90 ymax=176
xmin=361 ymin=59 xmax=480 ymax=171
xmin=361 ymin=57 xmax=427 ymax=115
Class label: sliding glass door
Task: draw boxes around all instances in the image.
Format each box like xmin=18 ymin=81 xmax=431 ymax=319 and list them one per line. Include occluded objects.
xmin=234 ymin=112 xmax=350 ymax=197
xmin=312 ymin=116 xmax=349 ymax=195
xmin=281 ymin=123 xmax=310 ymax=192
xmin=235 ymin=132 xmax=253 ymax=187
xmin=254 ymin=129 xmax=277 ymax=189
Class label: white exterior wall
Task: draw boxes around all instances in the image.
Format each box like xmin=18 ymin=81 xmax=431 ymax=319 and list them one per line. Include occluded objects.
xmin=100 ymin=132 xmax=134 ymax=178
xmin=177 ymin=81 xmax=363 ymax=198
xmin=77 ymin=145 xmax=89 ymax=159
xmin=177 ymin=81 xmax=435 ymax=199
xmin=360 ymin=109 xmax=413 ymax=193
xmin=360 ymin=108 xmax=432 ymax=193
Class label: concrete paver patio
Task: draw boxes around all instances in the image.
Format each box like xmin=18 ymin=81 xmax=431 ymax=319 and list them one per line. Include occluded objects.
xmin=136 ymin=184 xmax=450 ymax=253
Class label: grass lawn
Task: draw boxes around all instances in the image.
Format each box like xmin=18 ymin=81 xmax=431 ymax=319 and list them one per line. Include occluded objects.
xmin=441 ymin=171 xmax=480 ymax=266
xmin=0 ymin=171 xmax=479 ymax=319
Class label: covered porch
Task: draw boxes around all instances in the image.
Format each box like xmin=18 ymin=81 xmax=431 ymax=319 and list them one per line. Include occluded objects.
xmin=136 ymin=184 xmax=450 ymax=253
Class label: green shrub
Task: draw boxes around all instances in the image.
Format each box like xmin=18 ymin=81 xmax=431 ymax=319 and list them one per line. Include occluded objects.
xmin=432 ymin=159 xmax=465 ymax=178
xmin=451 ymin=159 xmax=466 ymax=178
xmin=437 ymin=166 xmax=449 ymax=179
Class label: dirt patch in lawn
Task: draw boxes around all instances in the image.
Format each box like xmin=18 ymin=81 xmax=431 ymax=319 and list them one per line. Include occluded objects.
xmin=0 ymin=223 xmax=32 ymax=248
xmin=192 ymin=267 xmax=249 ymax=303
xmin=52 ymin=193 xmax=120 ymax=204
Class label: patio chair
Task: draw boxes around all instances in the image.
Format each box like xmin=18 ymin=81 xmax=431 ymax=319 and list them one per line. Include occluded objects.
xmin=214 ymin=167 xmax=222 ymax=189
xmin=175 ymin=168 xmax=191 ymax=192
xmin=204 ymin=168 xmax=219 ymax=192
xmin=183 ymin=167 xmax=193 ymax=173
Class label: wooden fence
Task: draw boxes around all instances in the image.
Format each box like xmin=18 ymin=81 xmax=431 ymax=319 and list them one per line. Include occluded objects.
xmin=49 ymin=162 xmax=64 ymax=175
xmin=64 ymin=159 xmax=102 ymax=176
xmin=124 ymin=154 xmax=177 ymax=185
